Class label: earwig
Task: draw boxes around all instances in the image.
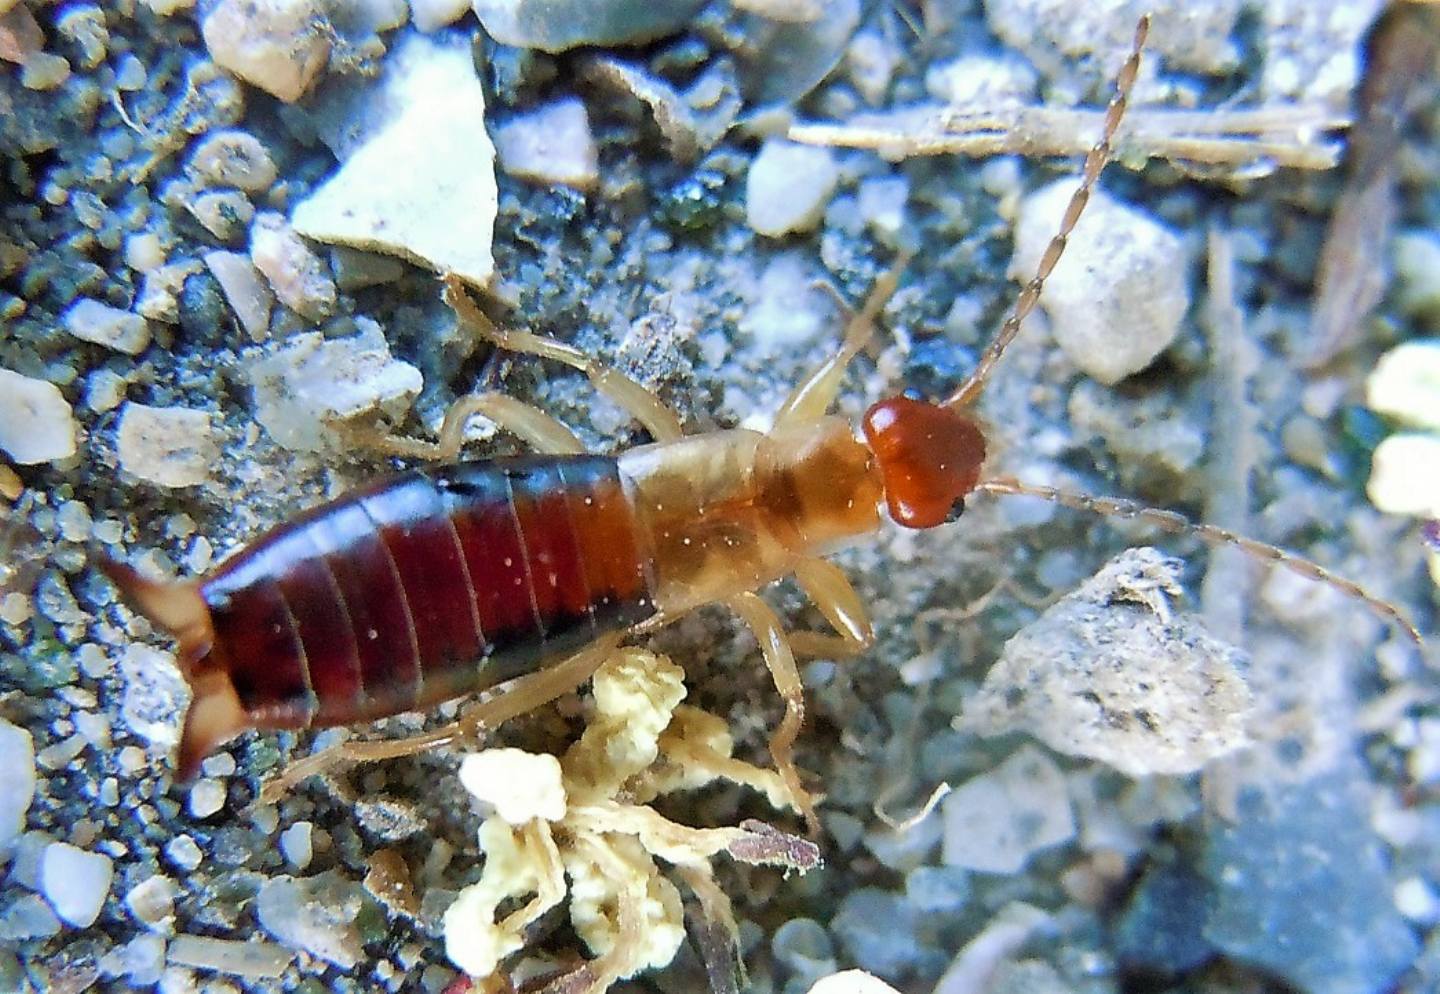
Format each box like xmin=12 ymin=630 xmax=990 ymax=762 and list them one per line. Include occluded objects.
xmin=104 ymin=15 xmax=1423 ymax=825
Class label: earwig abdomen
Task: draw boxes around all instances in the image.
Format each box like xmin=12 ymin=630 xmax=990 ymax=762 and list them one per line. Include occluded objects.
xmin=148 ymin=455 xmax=656 ymax=775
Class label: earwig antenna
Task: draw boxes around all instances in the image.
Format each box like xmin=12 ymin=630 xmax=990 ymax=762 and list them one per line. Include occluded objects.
xmin=944 ymin=14 xmax=1150 ymax=411
xmin=975 ymin=476 xmax=1424 ymax=645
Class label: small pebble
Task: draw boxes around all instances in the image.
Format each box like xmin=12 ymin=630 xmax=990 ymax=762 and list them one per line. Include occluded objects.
xmin=63 ymin=298 xmax=152 ymax=354
xmin=0 ymin=718 xmax=35 ymax=856
xmin=201 ymin=0 xmax=331 ymax=103
xmin=205 ymin=250 xmax=273 ymax=341
xmin=279 ymin=821 xmax=313 ymax=869
xmin=250 ymin=212 xmax=336 ymax=322
xmin=941 ymin=745 xmax=1075 ymax=874
xmin=84 ymin=368 xmax=127 ymax=412
xmin=1367 ymin=339 xmax=1440 ymax=431
xmin=188 ymin=130 xmax=278 ymax=193
xmin=41 ymin=841 xmax=114 ymax=927
xmin=0 ymin=368 xmax=78 ymax=465
xmin=165 ymin=834 xmax=203 ymax=872
xmin=1367 ymin=433 xmax=1440 ymax=518
xmin=166 ymin=934 xmax=294 ymax=979
xmin=494 ymin=99 xmax=599 ymax=191
xmin=125 ymin=232 xmax=165 ymax=273
xmin=21 ymin=52 xmax=70 ymax=90
xmin=408 ymin=0 xmax=469 ymax=31
xmin=125 ymin=875 xmax=178 ymax=932
xmin=188 ymin=778 xmax=227 ymax=818
xmin=116 ymin=402 xmax=218 ymax=488
xmin=746 ymin=139 xmax=839 ymax=238
xmin=0 ymin=894 xmax=61 ymax=941
xmin=1011 ymin=180 xmax=1188 ymax=385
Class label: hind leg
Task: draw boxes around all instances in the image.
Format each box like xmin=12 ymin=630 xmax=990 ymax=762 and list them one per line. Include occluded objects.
xmin=259 ymin=639 xmax=617 ymax=803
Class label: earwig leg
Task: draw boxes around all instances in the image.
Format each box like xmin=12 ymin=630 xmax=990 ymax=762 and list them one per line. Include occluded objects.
xmin=773 ymin=251 xmax=912 ymax=428
xmin=332 ymin=391 xmax=585 ymax=460
xmin=258 ymin=640 xmax=616 ymax=803
xmin=786 ymin=558 xmax=875 ymax=659
xmin=724 ymin=592 xmax=820 ymax=835
xmin=443 ymin=274 xmax=685 ymax=442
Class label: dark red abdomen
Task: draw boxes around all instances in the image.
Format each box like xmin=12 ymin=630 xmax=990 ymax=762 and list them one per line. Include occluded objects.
xmin=199 ymin=456 xmax=655 ymax=730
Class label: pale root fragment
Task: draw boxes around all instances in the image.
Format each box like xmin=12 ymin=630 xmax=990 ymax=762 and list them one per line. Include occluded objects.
xmin=1011 ymin=181 xmax=1187 ymax=386
xmin=1367 ymin=434 xmax=1440 ymax=519
xmin=959 ymin=548 xmax=1252 ymax=777
xmin=290 ymin=34 xmax=497 ymax=286
xmin=458 ymin=750 xmax=566 ymax=824
xmin=0 ymin=369 xmax=77 ymax=465
xmin=201 ymin=0 xmax=331 ymax=103
xmin=443 ymin=649 xmax=816 ymax=992
xmin=116 ymin=403 xmax=217 ymax=488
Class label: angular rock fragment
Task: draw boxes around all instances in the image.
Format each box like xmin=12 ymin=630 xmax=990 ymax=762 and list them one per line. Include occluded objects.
xmin=188 ymin=130 xmax=278 ymax=193
xmin=116 ymin=403 xmax=217 ymax=488
xmin=1012 ymin=181 xmax=1188 ymax=385
xmin=63 ymin=298 xmax=151 ymax=355
xmin=290 ymin=34 xmax=497 ymax=285
xmin=959 ymin=548 xmax=1251 ymax=776
xmin=201 ymin=0 xmax=332 ymax=103
xmin=494 ymin=98 xmax=599 ymax=190
xmin=746 ymin=139 xmax=839 ymax=237
xmin=250 ymin=212 xmax=336 ymax=322
xmin=0 ymin=718 xmax=34 ymax=858
xmin=40 ymin=841 xmax=113 ymax=927
xmin=941 ymin=745 xmax=1074 ymax=874
xmin=0 ymin=369 xmax=77 ymax=465
xmin=472 ymin=0 xmax=706 ymax=52
xmin=205 ymin=250 xmax=274 ymax=342
xmin=248 ymin=321 xmax=422 ymax=452
xmin=256 ymin=873 xmax=368 ymax=969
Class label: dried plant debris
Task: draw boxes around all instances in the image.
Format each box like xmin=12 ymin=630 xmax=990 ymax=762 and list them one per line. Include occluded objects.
xmin=959 ymin=548 xmax=1252 ymax=777
xmin=443 ymin=649 xmax=817 ymax=994
xmin=789 ymin=103 xmax=1347 ymax=175
xmin=1304 ymin=3 xmax=1440 ymax=367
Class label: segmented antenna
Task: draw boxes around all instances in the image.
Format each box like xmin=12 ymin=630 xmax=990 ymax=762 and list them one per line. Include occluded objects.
xmin=944 ymin=14 xmax=1150 ymax=410
xmin=975 ymin=477 xmax=1424 ymax=645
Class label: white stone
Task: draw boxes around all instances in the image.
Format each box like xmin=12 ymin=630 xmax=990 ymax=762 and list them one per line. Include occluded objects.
xmin=739 ymin=251 xmax=831 ymax=349
xmin=63 ymin=298 xmax=151 ymax=354
xmin=471 ymin=0 xmax=704 ymax=52
xmin=0 ymin=368 xmax=77 ymax=464
xmin=188 ymin=130 xmax=278 ymax=193
xmin=291 ymin=34 xmax=497 ymax=286
xmin=1368 ymin=434 xmax=1440 ymax=519
xmin=1011 ymin=180 xmax=1188 ymax=385
xmin=40 ymin=841 xmax=114 ymax=927
xmin=279 ymin=821 xmax=314 ymax=869
xmin=941 ymin=745 xmax=1074 ymax=874
xmin=116 ymin=402 xmax=217 ymax=488
xmin=494 ymin=99 xmax=599 ymax=191
xmin=164 ymin=835 xmax=203 ymax=872
xmin=205 ymin=250 xmax=274 ymax=342
xmin=250 ymin=212 xmax=336 ymax=322
xmin=1394 ymin=232 xmax=1440 ymax=318
xmin=959 ymin=548 xmax=1252 ymax=776
xmin=124 ymin=874 xmax=177 ymax=932
xmin=746 ymin=139 xmax=839 ymax=238
xmin=202 ymin=0 xmax=331 ymax=103
xmin=808 ymin=971 xmax=903 ymax=994
xmin=409 ymin=0 xmax=468 ymax=31
xmin=1367 ymin=340 xmax=1440 ymax=431
xmin=188 ymin=778 xmax=226 ymax=818
xmin=124 ymin=232 xmax=165 ymax=273
xmin=458 ymin=750 xmax=567 ymax=824
xmin=0 ymin=718 xmax=35 ymax=857
xmin=248 ymin=320 xmax=423 ymax=452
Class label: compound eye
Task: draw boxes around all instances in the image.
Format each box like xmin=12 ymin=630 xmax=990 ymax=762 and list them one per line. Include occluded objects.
xmin=945 ymin=498 xmax=966 ymax=523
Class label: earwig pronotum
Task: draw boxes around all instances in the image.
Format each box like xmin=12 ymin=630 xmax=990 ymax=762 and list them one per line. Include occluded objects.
xmin=103 ymin=15 xmax=1422 ymax=829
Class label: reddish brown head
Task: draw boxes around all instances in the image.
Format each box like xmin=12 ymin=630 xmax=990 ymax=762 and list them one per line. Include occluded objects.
xmin=861 ymin=396 xmax=987 ymax=529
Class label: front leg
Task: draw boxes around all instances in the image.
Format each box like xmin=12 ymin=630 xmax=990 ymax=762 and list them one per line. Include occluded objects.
xmin=724 ymin=592 xmax=820 ymax=835
xmin=786 ymin=557 xmax=875 ymax=659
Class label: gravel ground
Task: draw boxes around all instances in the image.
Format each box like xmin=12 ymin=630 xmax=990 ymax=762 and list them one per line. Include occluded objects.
xmin=1 ymin=2 xmax=1437 ymax=993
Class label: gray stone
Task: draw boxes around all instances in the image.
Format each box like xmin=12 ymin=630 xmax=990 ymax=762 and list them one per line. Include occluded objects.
xmin=471 ymin=0 xmax=705 ymax=53
xmin=1201 ymin=765 xmax=1419 ymax=994
xmin=1113 ymin=856 xmax=1215 ymax=975
xmin=256 ymin=873 xmax=369 ymax=969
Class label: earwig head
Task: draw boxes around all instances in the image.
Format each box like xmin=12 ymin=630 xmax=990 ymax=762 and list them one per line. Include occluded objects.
xmin=862 ymin=396 xmax=987 ymax=529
